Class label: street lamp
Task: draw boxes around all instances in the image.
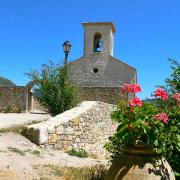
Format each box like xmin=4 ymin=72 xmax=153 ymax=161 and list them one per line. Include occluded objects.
xmin=63 ymin=40 xmax=72 ymax=66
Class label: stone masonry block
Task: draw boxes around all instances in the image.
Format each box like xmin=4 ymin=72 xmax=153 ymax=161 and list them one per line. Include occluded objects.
xmin=48 ymin=133 xmax=58 ymax=144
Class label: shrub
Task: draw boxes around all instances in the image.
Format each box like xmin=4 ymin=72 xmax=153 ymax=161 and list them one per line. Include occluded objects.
xmin=27 ymin=62 xmax=79 ymax=116
xmin=105 ymin=85 xmax=180 ymax=164
xmin=4 ymin=106 xmax=22 ymax=113
xmin=162 ymin=59 xmax=180 ymax=177
xmin=105 ymin=59 xmax=180 ymax=177
xmin=4 ymin=106 xmax=13 ymax=113
xmin=67 ymin=149 xmax=88 ymax=158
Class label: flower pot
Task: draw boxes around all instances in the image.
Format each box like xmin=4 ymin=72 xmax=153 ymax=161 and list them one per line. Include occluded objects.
xmin=105 ymin=145 xmax=175 ymax=180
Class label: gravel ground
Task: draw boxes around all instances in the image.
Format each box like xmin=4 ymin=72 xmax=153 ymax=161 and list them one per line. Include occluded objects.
xmin=0 ymin=132 xmax=108 ymax=180
xmin=0 ymin=113 xmax=50 ymax=129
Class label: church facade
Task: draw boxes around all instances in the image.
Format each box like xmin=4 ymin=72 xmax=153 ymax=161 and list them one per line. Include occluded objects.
xmin=68 ymin=22 xmax=137 ymax=104
xmin=0 ymin=22 xmax=137 ymax=112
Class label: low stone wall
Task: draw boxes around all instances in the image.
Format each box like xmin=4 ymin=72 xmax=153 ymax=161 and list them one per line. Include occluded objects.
xmin=0 ymin=85 xmax=125 ymax=112
xmin=79 ymin=87 xmax=124 ymax=104
xmin=23 ymin=101 xmax=117 ymax=158
xmin=0 ymin=85 xmax=45 ymax=113
xmin=0 ymin=86 xmax=26 ymax=112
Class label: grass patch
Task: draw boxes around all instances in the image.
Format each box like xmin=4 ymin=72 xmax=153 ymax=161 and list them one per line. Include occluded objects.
xmin=64 ymin=165 xmax=107 ymax=180
xmin=34 ymin=164 xmax=63 ymax=179
xmin=0 ymin=120 xmax=39 ymax=134
xmin=0 ymin=169 xmax=16 ymax=179
xmin=30 ymin=150 xmax=41 ymax=156
xmin=0 ymin=125 xmax=25 ymax=134
xmin=7 ymin=146 xmax=41 ymax=157
xmin=67 ymin=149 xmax=88 ymax=158
xmin=4 ymin=105 xmax=22 ymax=113
xmin=36 ymin=164 xmax=107 ymax=180
xmin=40 ymin=177 xmax=52 ymax=180
xmin=45 ymin=164 xmax=63 ymax=177
xmin=7 ymin=147 xmax=30 ymax=156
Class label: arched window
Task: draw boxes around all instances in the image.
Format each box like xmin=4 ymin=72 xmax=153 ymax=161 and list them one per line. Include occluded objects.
xmin=93 ymin=32 xmax=103 ymax=52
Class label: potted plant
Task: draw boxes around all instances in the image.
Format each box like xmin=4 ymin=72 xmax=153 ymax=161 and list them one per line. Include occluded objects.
xmin=105 ymin=84 xmax=180 ymax=180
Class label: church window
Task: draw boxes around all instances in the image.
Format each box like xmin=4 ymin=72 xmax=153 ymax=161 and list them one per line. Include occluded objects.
xmin=93 ymin=67 xmax=99 ymax=73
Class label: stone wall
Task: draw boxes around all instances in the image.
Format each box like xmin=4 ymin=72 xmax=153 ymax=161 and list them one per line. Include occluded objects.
xmin=30 ymin=95 xmax=46 ymax=113
xmin=79 ymin=87 xmax=124 ymax=104
xmin=0 ymin=85 xmax=45 ymax=113
xmin=0 ymin=86 xmax=26 ymax=112
xmin=23 ymin=101 xmax=118 ymax=158
xmin=68 ymin=54 xmax=136 ymax=88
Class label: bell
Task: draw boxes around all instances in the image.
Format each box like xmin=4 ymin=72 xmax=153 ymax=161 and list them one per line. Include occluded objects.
xmin=96 ymin=41 xmax=101 ymax=49
xmin=95 ymin=40 xmax=102 ymax=52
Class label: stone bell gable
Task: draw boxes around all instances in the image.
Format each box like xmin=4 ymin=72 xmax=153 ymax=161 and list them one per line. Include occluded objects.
xmin=68 ymin=54 xmax=136 ymax=87
xmin=82 ymin=22 xmax=115 ymax=56
xmin=68 ymin=22 xmax=137 ymax=104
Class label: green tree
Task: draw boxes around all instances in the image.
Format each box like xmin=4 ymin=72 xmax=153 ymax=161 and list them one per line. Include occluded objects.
xmin=165 ymin=58 xmax=180 ymax=94
xmin=163 ymin=59 xmax=180 ymax=177
xmin=28 ymin=62 xmax=79 ymax=116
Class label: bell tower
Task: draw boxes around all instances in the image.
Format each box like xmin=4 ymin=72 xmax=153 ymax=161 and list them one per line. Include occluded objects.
xmin=82 ymin=22 xmax=115 ymax=56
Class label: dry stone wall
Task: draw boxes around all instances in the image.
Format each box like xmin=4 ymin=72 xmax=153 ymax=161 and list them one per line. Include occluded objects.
xmin=0 ymin=85 xmax=44 ymax=112
xmin=0 ymin=86 xmax=26 ymax=112
xmin=23 ymin=101 xmax=118 ymax=158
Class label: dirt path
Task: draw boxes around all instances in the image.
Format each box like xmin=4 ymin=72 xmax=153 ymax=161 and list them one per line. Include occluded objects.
xmin=0 ymin=132 xmax=108 ymax=180
xmin=0 ymin=113 xmax=50 ymax=129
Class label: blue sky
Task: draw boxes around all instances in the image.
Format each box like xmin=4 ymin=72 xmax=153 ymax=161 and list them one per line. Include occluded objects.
xmin=0 ymin=0 xmax=180 ymax=99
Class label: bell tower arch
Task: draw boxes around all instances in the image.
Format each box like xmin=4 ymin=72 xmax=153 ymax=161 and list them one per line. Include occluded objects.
xmin=93 ymin=32 xmax=102 ymax=52
xmin=82 ymin=22 xmax=115 ymax=56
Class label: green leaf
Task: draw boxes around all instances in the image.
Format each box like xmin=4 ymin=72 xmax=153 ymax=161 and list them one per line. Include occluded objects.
xmin=154 ymin=140 xmax=159 ymax=146
xmin=117 ymin=123 xmax=126 ymax=132
xmin=171 ymin=126 xmax=178 ymax=131
xmin=143 ymin=128 xmax=147 ymax=134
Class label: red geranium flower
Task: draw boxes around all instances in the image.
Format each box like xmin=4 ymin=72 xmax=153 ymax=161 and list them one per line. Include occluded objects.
xmin=154 ymin=113 xmax=169 ymax=124
xmin=154 ymin=88 xmax=168 ymax=100
xmin=129 ymin=97 xmax=143 ymax=107
xmin=122 ymin=84 xmax=142 ymax=94
xmin=172 ymin=93 xmax=180 ymax=102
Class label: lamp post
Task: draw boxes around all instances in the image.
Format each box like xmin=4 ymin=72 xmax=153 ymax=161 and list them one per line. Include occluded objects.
xmin=62 ymin=40 xmax=72 ymax=66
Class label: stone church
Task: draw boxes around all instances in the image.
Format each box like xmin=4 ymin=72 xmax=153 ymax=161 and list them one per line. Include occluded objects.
xmin=68 ymin=22 xmax=137 ymax=104
xmin=0 ymin=22 xmax=137 ymax=113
